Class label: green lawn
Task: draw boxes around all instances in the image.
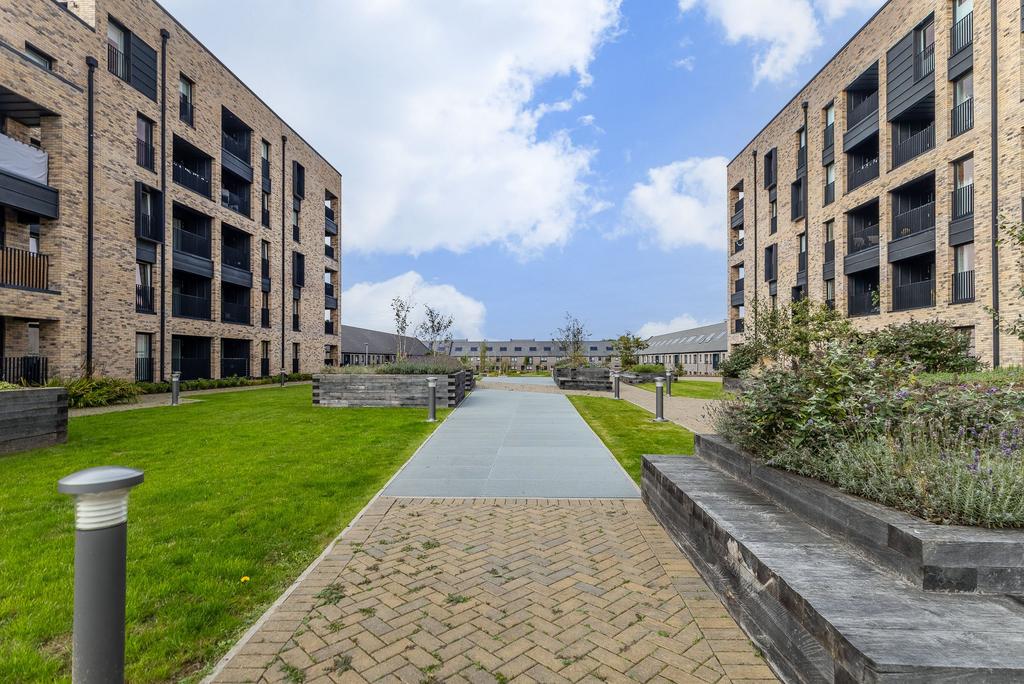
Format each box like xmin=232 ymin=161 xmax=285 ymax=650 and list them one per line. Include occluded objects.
xmin=635 ymin=378 xmax=729 ymax=400
xmin=0 ymin=385 xmax=447 ymax=683
xmin=569 ymin=396 xmax=694 ymax=483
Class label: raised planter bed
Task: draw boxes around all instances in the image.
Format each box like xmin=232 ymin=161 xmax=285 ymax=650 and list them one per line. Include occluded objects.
xmin=313 ymin=370 xmax=470 ymax=408
xmin=642 ymin=440 xmax=1024 ymax=683
xmin=0 ymin=387 xmax=68 ymax=455
xmin=551 ymin=367 xmax=611 ymax=391
xmin=620 ymin=371 xmax=660 ymax=385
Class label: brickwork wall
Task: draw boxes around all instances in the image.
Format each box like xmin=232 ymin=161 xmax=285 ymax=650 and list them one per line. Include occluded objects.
xmin=727 ymin=0 xmax=1024 ymax=367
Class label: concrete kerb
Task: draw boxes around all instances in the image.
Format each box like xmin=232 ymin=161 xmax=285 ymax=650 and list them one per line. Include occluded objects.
xmin=200 ymin=401 xmax=455 ymax=683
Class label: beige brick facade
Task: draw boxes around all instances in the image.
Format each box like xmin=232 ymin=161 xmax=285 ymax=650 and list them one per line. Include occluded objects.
xmin=727 ymin=0 xmax=1024 ymax=367
xmin=0 ymin=0 xmax=342 ymax=382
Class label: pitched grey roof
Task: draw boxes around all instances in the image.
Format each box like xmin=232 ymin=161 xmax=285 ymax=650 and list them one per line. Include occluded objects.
xmin=442 ymin=339 xmax=617 ymax=358
xmin=340 ymin=325 xmax=430 ymax=357
xmin=640 ymin=321 xmax=728 ymax=355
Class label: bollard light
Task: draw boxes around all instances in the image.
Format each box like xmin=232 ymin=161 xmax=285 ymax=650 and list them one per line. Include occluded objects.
xmin=58 ymin=466 xmax=144 ymax=684
xmin=654 ymin=377 xmax=668 ymax=422
xmin=612 ymin=371 xmax=621 ymax=400
xmin=170 ymin=371 xmax=181 ymax=406
xmin=426 ymin=376 xmax=438 ymax=422
xmin=280 ymin=367 xmax=287 ymax=388
xmin=666 ymin=370 xmax=674 ymax=397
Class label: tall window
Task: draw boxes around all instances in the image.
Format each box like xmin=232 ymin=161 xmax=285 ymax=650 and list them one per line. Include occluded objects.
xmin=825 ymin=279 xmax=835 ymax=307
xmin=135 ymin=333 xmax=153 ymax=382
xmin=262 ymin=290 xmax=270 ymax=310
xmin=769 ymin=199 xmax=778 ymax=233
xmin=954 ymin=156 xmax=973 ymax=189
xmin=261 ymin=192 xmax=271 ymax=227
xmin=951 ymin=71 xmax=973 ymax=137
xmin=825 ymin=219 xmax=835 ymax=242
xmin=136 ymin=115 xmax=154 ymax=170
xmin=825 ymin=103 xmax=835 ymax=128
xmin=135 ymin=261 xmax=151 ymax=288
xmin=261 ymin=140 xmax=270 ymax=164
xmin=954 ymin=242 xmax=974 ymax=274
xmin=953 ymin=156 xmax=974 ymax=219
xmin=28 ymin=227 xmax=40 ymax=254
xmin=954 ymin=0 xmax=973 ymax=22
xmin=292 ymin=207 xmax=300 ymax=242
xmin=179 ymin=75 xmax=194 ymax=125
xmin=954 ymin=72 xmax=973 ymax=107
xmin=106 ymin=20 xmax=128 ymax=80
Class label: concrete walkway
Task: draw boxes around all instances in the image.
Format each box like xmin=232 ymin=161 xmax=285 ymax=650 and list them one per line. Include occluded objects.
xmin=618 ymin=384 xmax=717 ymax=435
xmin=384 ymin=389 xmax=639 ymax=498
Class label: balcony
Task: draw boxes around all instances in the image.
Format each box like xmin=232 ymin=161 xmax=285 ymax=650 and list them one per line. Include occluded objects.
xmin=731 ymin=199 xmax=744 ymax=228
xmin=325 ymin=242 xmax=335 ymax=259
xmin=0 ymin=246 xmax=49 ymax=290
xmin=0 ymin=133 xmax=59 ymax=219
xmin=951 ymin=98 xmax=974 ymax=138
xmin=173 ymin=160 xmax=211 ymax=197
xmin=107 ymin=43 xmax=128 ymax=80
xmin=135 ymin=356 xmax=154 ymax=383
xmin=325 ymin=320 xmax=335 ymax=335
xmin=174 ymin=227 xmax=211 ymax=259
xmin=734 ymin=277 xmax=744 ymax=293
xmin=136 ymin=284 xmax=155 ymax=313
xmin=179 ymin=95 xmax=194 ymax=126
xmin=848 ymin=91 xmax=878 ymax=128
xmin=137 ymin=139 xmax=154 ymax=171
xmin=824 ymin=181 xmax=835 ymax=205
xmin=951 ymin=12 xmax=973 ymax=56
xmin=221 ymin=131 xmax=250 ymax=164
xmin=849 ymin=290 xmax=880 ymax=317
xmin=221 ymin=300 xmax=250 ymax=325
xmin=952 ymin=270 xmax=975 ymax=304
xmin=221 ymin=176 xmax=250 ymax=217
xmin=734 ymin=319 xmax=745 ymax=334
xmin=893 ymin=279 xmax=935 ymax=311
xmin=221 ymin=356 xmax=250 ymax=378
xmin=915 ymin=42 xmax=935 ymax=81
xmin=824 ymin=239 xmax=835 ymax=263
xmin=325 ymin=281 xmax=335 ymax=298
xmin=292 ymin=314 xmax=300 ymax=332
xmin=261 ymin=307 xmax=270 ymax=328
xmin=848 ymin=156 xmax=879 ymax=191
xmin=953 ymin=184 xmax=974 ymax=220
xmin=848 ymin=222 xmax=879 ymax=254
xmin=1 ymin=356 xmax=49 ymax=385
xmin=892 ymin=122 xmax=934 ymax=168
xmin=173 ymin=291 xmax=211 ymax=319
xmin=892 ymin=201 xmax=935 ymax=240
xmin=733 ymin=237 xmax=744 ymax=254
xmin=222 ymin=244 xmax=250 ymax=273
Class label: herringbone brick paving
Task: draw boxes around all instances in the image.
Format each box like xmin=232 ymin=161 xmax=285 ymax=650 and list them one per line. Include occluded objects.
xmin=211 ymin=498 xmax=776 ymax=683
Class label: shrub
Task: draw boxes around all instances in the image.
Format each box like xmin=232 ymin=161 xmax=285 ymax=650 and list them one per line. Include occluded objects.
xmin=718 ymin=343 xmax=761 ymax=378
xmin=49 ymin=376 xmax=141 ymax=408
xmin=862 ymin=320 xmax=982 ymax=373
xmin=317 ymin=359 xmax=463 ymax=375
xmin=628 ymin=363 xmax=665 ymax=374
xmin=136 ymin=373 xmax=311 ymax=394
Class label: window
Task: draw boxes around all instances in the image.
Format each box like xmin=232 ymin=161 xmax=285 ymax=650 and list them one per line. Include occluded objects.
xmin=179 ymin=75 xmax=194 ymax=125
xmin=954 ymin=0 xmax=973 ymax=22
xmin=135 ymin=261 xmax=152 ymax=289
xmin=953 ymin=156 xmax=974 ymax=219
xmin=107 ymin=19 xmax=128 ymax=80
xmin=24 ymin=44 xmax=52 ymax=71
xmin=769 ymin=199 xmax=778 ymax=233
xmin=825 ymin=103 xmax=835 ymax=128
xmin=136 ymin=115 xmax=154 ymax=170
xmin=28 ymin=227 xmax=40 ymax=255
xmin=954 ymin=71 xmax=973 ymax=106
xmin=261 ymin=290 xmax=270 ymax=309
xmin=825 ymin=278 xmax=836 ymax=306
xmin=825 ymin=219 xmax=835 ymax=242
xmin=261 ymin=341 xmax=270 ymax=359
xmin=951 ymin=72 xmax=973 ymax=137
xmin=954 ymin=242 xmax=975 ymax=273
xmin=915 ymin=19 xmax=935 ymax=79
xmin=262 ymin=140 xmax=270 ymax=163
xmin=824 ymin=162 xmax=835 ymax=205
xmin=292 ymin=207 xmax=300 ymax=242
xmin=954 ymin=156 xmax=973 ymax=189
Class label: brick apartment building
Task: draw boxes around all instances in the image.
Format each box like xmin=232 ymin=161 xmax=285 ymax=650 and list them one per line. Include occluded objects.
xmin=0 ymin=0 xmax=342 ymax=383
xmin=727 ymin=0 xmax=1024 ymax=366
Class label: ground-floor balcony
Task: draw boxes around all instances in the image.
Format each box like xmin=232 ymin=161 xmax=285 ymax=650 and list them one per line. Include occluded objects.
xmin=1 ymin=355 xmax=49 ymax=384
xmin=893 ymin=279 xmax=935 ymax=311
xmin=0 ymin=246 xmax=50 ymax=290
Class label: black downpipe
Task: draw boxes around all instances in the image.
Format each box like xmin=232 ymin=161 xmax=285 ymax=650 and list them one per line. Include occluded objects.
xmin=280 ymin=135 xmax=287 ymax=372
xmin=85 ymin=56 xmax=97 ymax=376
xmin=751 ymin=150 xmax=758 ymax=337
xmin=159 ymin=29 xmax=169 ymax=381
xmin=990 ymin=0 xmax=1000 ymax=366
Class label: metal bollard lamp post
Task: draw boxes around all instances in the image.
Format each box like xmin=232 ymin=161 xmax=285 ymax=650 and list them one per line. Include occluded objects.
xmin=612 ymin=371 xmax=621 ymax=400
xmin=654 ymin=377 xmax=668 ymax=422
xmin=666 ymin=369 xmax=673 ymax=397
xmin=170 ymin=371 xmax=181 ymax=406
xmin=426 ymin=376 xmax=438 ymax=422
xmin=279 ymin=367 xmax=287 ymax=388
xmin=58 ymin=466 xmax=144 ymax=684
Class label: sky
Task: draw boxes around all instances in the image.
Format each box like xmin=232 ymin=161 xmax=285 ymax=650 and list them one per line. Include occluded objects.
xmin=162 ymin=0 xmax=885 ymax=340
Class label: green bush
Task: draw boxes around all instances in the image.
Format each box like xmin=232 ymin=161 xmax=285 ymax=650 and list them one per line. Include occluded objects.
xmin=718 ymin=343 xmax=761 ymax=378
xmin=48 ymin=376 xmax=142 ymax=408
xmin=0 ymin=381 xmax=21 ymax=391
xmin=136 ymin=373 xmax=312 ymax=394
xmin=320 ymin=359 xmax=464 ymax=375
xmin=862 ymin=320 xmax=982 ymax=373
xmin=627 ymin=363 xmax=665 ymax=374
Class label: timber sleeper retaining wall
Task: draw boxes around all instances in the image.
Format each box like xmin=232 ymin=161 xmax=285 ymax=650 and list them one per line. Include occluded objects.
xmin=0 ymin=387 xmax=68 ymax=455
xmin=313 ymin=371 xmax=470 ymax=408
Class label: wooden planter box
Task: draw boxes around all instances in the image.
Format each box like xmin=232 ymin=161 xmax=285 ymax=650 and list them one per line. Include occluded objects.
xmin=0 ymin=387 xmax=68 ymax=455
xmin=551 ymin=367 xmax=611 ymax=391
xmin=313 ymin=371 xmax=471 ymax=408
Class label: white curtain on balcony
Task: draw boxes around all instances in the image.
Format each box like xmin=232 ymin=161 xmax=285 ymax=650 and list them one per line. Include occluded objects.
xmin=0 ymin=133 xmax=48 ymax=184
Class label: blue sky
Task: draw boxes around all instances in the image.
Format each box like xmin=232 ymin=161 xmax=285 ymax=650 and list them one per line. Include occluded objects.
xmin=164 ymin=0 xmax=884 ymax=340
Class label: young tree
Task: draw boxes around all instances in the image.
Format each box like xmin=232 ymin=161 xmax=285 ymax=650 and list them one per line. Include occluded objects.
xmin=554 ymin=312 xmax=589 ymax=368
xmin=416 ymin=304 xmax=454 ymax=355
xmin=612 ymin=332 xmax=649 ymax=369
xmin=479 ymin=341 xmax=489 ymax=372
xmin=390 ymin=296 xmax=413 ymax=360
xmin=990 ymin=217 xmax=1024 ymax=345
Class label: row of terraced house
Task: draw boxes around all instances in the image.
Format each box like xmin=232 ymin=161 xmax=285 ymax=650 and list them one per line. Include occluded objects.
xmin=726 ymin=0 xmax=1024 ymax=366
xmin=0 ymin=0 xmax=342 ymax=383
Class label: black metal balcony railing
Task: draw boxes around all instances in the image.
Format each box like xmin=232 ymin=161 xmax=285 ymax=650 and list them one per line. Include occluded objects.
xmin=2 ymin=356 xmax=49 ymax=385
xmin=261 ymin=208 xmax=270 ymax=227
xmin=292 ymin=314 xmax=300 ymax=332
xmin=173 ymin=356 xmax=209 ymax=381
xmin=261 ymin=157 xmax=270 ymax=181
xmin=798 ymin=251 xmax=807 ymax=273
xmin=848 ymin=156 xmax=879 ymax=190
xmin=326 ymin=206 xmax=336 ymax=222
xmin=734 ymin=277 xmax=744 ymax=293
xmin=261 ymin=307 xmax=271 ymax=328
xmin=0 ymin=246 xmax=49 ymax=290
xmin=135 ymin=356 xmax=154 ymax=383
xmin=951 ymin=98 xmax=974 ymax=138
xmin=953 ymin=184 xmax=974 ymax=220
xmin=764 ymin=162 xmax=776 ymax=189
xmin=797 ymin=146 xmax=807 ymax=172
xmin=179 ymin=95 xmax=194 ymax=126
xmin=733 ymin=237 xmax=744 ymax=253
xmin=222 ymin=300 xmax=250 ymax=325
xmin=137 ymin=139 xmax=154 ymax=170
xmin=221 ymin=187 xmax=250 ymax=217
xmin=107 ymin=43 xmax=128 ymax=80
xmin=221 ymin=357 xmax=250 ymax=378
xmin=261 ymin=257 xmax=270 ymax=279
xmin=221 ymin=131 xmax=250 ymax=163
xmin=824 ymin=239 xmax=835 ymax=263
xmin=824 ymin=181 xmax=835 ymax=205
xmin=173 ymin=291 xmax=211 ymax=319
xmin=823 ymin=123 xmax=834 ymax=150
xmin=915 ymin=42 xmax=935 ymax=80
xmin=260 ymin=358 xmax=270 ymax=377
xmin=325 ymin=282 xmax=335 ymax=298
xmin=951 ymin=12 xmax=973 ymax=56
xmin=848 ymin=222 xmax=880 ymax=254
xmin=849 ymin=290 xmax=880 ymax=316
xmin=222 ymin=244 xmax=250 ymax=271
xmin=136 ymin=284 xmax=155 ymax=313
xmin=893 ymin=122 xmax=934 ymax=167
xmin=892 ymin=201 xmax=935 ymax=239
xmin=325 ymin=243 xmax=335 ymax=259
xmin=292 ymin=357 xmax=300 ymax=374
xmin=292 ymin=224 xmax=300 ymax=242
xmin=893 ymin=279 xmax=935 ymax=311
xmin=173 ymin=161 xmax=210 ymax=196
xmin=325 ymin=320 xmax=335 ymax=335
xmin=848 ymin=91 xmax=878 ymax=128
xmin=137 ymin=211 xmax=161 ymax=242
xmin=734 ymin=319 xmax=745 ymax=334
xmin=770 ymin=216 xmax=778 ymax=234
xmin=174 ymin=227 xmax=211 ymax=259
xmin=952 ymin=270 xmax=975 ymax=304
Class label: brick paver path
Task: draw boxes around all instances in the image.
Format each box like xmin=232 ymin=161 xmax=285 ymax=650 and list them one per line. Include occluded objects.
xmin=210 ymin=497 xmax=776 ymax=683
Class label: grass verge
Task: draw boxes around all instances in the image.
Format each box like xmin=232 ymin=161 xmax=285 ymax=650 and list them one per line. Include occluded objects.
xmin=635 ymin=379 xmax=729 ymax=400
xmin=0 ymin=385 xmax=446 ymax=682
xmin=568 ymin=396 xmax=694 ymax=483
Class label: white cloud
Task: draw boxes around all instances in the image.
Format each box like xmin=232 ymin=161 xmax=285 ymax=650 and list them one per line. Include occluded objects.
xmin=678 ymin=0 xmax=883 ymax=84
xmin=342 ymin=271 xmax=486 ymax=340
xmin=163 ymin=0 xmax=621 ymax=258
xmin=622 ymin=157 xmax=727 ymax=251
xmin=637 ymin=314 xmax=710 ymax=338
xmin=673 ymin=56 xmax=696 ymax=71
